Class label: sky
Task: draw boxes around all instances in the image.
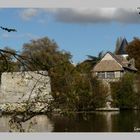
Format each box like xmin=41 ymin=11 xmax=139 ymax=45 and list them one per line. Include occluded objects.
xmin=1 ymin=8 xmax=140 ymax=63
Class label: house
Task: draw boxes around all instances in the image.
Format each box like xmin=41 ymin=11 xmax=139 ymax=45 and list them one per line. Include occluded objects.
xmin=92 ymin=39 xmax=138 ymax=109
xmin=92 ymin=51 xmax=137 ymax=81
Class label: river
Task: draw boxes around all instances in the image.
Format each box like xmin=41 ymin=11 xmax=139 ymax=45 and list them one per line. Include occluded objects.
xmin=0 ymin=110 xmax=140 ymax=132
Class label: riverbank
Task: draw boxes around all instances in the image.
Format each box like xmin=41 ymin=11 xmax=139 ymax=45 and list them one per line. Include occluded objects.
xmin=0 ymin=102 xmax=140 ymax=115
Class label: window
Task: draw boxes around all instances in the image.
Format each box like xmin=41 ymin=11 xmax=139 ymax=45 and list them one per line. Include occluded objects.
xmin=97 ymin=72 xmax=105 ymax=79
xmin=106 ymin=72 xmax=115 ymax=79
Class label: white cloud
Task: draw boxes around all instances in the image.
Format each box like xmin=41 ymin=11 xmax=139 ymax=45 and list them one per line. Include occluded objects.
xmin=49 ymin=8 xmax=140 ymax=24
xmin=19 ymin=8 xmax=140 ymax=24
xmin=20 ymin=8 xmax=39 ymax=21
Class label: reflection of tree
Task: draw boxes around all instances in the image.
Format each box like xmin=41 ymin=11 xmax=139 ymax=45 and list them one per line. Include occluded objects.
xmin=8 ymin=115 xmax=54 ymax=132
xmin=9 ymin=117 xmax=25 ymax=132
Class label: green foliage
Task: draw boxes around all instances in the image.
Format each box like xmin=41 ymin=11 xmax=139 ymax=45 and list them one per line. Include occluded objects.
xmin=76 ymin=61 xmax=92 ymax=73
xmin=0 ymin=36 xmax=108 ymax=112
xmin=0 ymin=47 xmax=19 ymax=82
xmin=126 ymin=38 xmax=140 ymax=71
xmin=20 ymin=37 xmax=107 ymax=111
xmin=76 ymin=51 xmax=105 ymax=74
xmin=52 ymin=71 xmax=107 ymax=111
xmin=21 ymin=37 xmax=72 ymax=71
xmin=111 ymin=73 xmax=137 ymax=109
xmin=50 ymin=60 xmax=75 ymax=98
xmin=134 ymin=74 xmax=140 ymax=108
xmin=86 ymin=51 xmax=105 ymax=66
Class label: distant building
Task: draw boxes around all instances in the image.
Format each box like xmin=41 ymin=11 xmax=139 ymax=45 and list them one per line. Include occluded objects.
xmin=117 ymin=38 xmax=128 ymax=55
xmin=92 ymin=52 xmax=137 ymax=81
xmin=92 ymin=40 xmax=138 ymax=107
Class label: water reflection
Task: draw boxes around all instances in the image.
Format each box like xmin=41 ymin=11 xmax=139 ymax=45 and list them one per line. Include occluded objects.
xmin=95 ymin=111 xmax=119 ymax=132
xmin=0 ymin=111 xmax=140 ymax=132
xmin=51 ymin=111 xmax=120 ymax=132
xmin=0 ymin=115 xmax=54 ymax=132
xmin=51 ymin=111 xmax=140 ymax=132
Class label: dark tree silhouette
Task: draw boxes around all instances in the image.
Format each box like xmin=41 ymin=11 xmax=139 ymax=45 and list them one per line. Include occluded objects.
xmin=0 ymin=26 xmax=17 ymax=32
xmin=86 ymin=51 xmax=105 ymax=66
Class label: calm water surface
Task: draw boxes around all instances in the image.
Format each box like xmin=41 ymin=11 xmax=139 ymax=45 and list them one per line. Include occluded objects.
xmin=0 ymin=111 xmax=140 ymax=132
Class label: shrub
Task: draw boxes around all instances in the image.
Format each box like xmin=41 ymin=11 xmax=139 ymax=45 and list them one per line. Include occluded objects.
xmin=111 ymin=73 xmax=137 ymax=109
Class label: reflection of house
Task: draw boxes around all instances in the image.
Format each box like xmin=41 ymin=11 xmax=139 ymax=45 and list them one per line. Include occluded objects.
xmin=92 ymin=52 xmax=137 ymax=80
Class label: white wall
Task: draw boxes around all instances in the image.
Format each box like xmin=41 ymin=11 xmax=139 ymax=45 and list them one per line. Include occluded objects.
xmin=0 ymin=71 xmax=52 ymax=103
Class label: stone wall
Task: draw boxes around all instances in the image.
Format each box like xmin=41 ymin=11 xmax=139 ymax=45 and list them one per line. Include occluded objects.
xmin=0 ymin=71 xmax=52 ymax=104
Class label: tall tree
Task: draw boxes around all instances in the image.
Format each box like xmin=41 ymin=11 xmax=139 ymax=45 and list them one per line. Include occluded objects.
xmin=21 ymin=37 xmax=72 ymax=71
xmin=86 ymin=51 xmax=104 ymax=65
xmin=20 ymin=37 xmax=76 ymax=98
xmin=126 ymin=37 xmax=140 ymax=71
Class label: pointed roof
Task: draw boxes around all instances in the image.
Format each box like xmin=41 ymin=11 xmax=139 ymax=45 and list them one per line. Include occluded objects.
xmin=117 ymin=38 xmax=128 ymax=55
xmin=93 ymin=52 xmax=123 ymax=72
xmin=92 ymin=52 xmax=137 ymax=72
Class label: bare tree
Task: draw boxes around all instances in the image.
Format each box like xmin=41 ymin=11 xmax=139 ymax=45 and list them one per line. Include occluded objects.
xmin=0 ymin=27 xmax=54 ymax=131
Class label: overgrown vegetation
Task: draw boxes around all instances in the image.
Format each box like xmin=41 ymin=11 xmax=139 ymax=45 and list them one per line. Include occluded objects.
xmin=1 ymin=24 xmax=140 ymax=131
xmin=76 ymin=51 xmax=105 ymax=74
xmin=52 ymin=72 xmax=108 ymax=112
xmin=0 ymin=37 xmax=108 ymax=112
xmin=1 ymin=35 xmax=140 ymax=113
xmin=20 ymin=37 xmax=108 ymax=111
xmin=110 ymin=73 xmax=140 ymax=109
xmin=126 ymin=37 xmax=140 ymax=72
